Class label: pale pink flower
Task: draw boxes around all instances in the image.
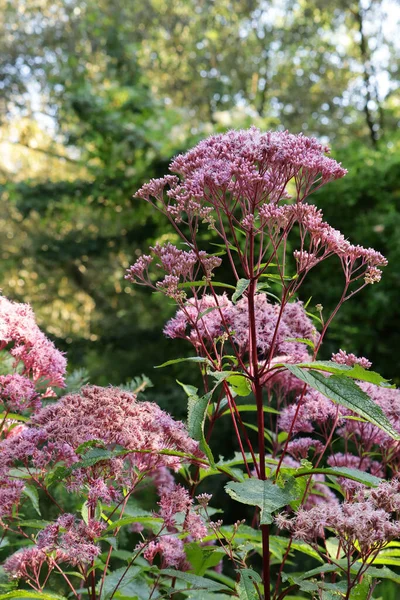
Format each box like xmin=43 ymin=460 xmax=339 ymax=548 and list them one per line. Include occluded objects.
xmin=0 ymin=477 xmax=24 ymax=518
xmin=4 ymin=547 xmax=48 ymax=579
xmin=0 ymin=374 xmax=40 ymax=412
xmin=164 ymin=293 xmax=232 ymax=345
xmin=332 ymin=349 xmax=372 ymax=369
xmin=143 ymin=535 xmax=188 ymax=569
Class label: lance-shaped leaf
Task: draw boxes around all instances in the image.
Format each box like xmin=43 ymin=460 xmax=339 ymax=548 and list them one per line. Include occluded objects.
xmin=236 ymin=568 xmax=262 ymax=600
xmin=187 ymin=390 xmax=215 ymax=466
xmin=155 ymin=356 xmax=212 ymax=369
xmin=160 ymin=569 xmax=231 ymax=592
xmin=211 ymin=371 xmax=252 ymax=396
xmin=286 ymin=366 xmax=399 ymax=440
xmin=232 ymin=278 xmax=250 ymax=304
xmin=287 ymin=360 xmax=390 ymax=386
xmin=295 ymin=466 xmax=382 ymax=487
xmin=225 ymin=477 xmax=299 ymax=525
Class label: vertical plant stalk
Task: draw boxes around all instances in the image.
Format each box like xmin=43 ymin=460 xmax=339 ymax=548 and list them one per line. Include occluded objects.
xmin=248 ymin=229 xmax=270 ymax=600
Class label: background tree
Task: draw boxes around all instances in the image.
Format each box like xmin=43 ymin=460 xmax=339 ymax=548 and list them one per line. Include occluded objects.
xmin=0 ymin=0 xmax=399 ymax=394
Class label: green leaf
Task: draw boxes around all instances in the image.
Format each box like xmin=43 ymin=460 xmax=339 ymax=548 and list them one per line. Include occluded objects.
xmin=211 ymin=371 xmax=252 ymax=396
xmin=197 ymin=306 xmax=222 ymax=320
xmin=284 ymin=337 xmax=315 ymax=349
xmin=225 ymin=477 xmax=299 ymax=525
xmin=295 ymin=466 xmax=382 ymax=487
xmin=286 ymin=365 xmax=399 ymax=440
xmin=256 ymin=282 xmax=270 ymax=292
xmin=236 ymin=568 xmax=262 ymax=600
xmin=155 ymin=356 xmax=211 ymax=369
xmin=22 ymin=485 xmax=41 ymax=516
xmin=0 ymin=413 xmax=28 ymax=423
xmin=76 ymin=439 xmax=106 ymax=454
xmin=177 ymin=381 xmax=198 ymax=397
xmin=349 ymin=578 xmax=372 ymax=600
xmin=226 ymin=374 xmax=252 ymax=397
xmin=232 ymin=279 xmax=250 ymax=304
xmin=81 ymin=500 xmax=89 ymax=525
xmin=16 ymin=520 xmax=49 ymax=529
xmin=178 ymin=281 xmax=236 ymax=290
xmin=0 ymin=593 xmax=67 ymax=600
xmin=210 ymin=242 xmax=238 ymax=253
xmin=360 ymin=565 xmax=400 ymax=583
xmin=290 ymin=360 xmax=390 ymax=386
xmin=98 ymin=565 xmax=146 ymax=600
xmin=104 ymin=515 xmax=162 ymax=534
xmin=160 ymin=569 xmax=230 ymax=592
xmin=203 ymin=570 xmax=236 ymax=591
xmin=185 ymin=543 xmax=224 ymax=576
xmin=187 ymin=391 xmax=214 ymax=466
xmin=219 ymin=404 xmax=279 ymax=416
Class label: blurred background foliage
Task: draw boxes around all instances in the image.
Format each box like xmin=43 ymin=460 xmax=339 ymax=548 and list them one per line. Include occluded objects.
xmin=0 ymin=0 xmax=399 ymax=408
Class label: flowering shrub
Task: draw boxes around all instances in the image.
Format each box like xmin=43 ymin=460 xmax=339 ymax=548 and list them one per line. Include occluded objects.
xmin=0 ymin=127 xmax=399 ymax=599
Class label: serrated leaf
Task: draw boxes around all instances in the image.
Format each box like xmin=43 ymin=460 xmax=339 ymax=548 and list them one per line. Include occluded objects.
xmin=232 ymin=279 xmax=250 ymax=304
xmin=219 ymin=404 xmax=279 ymax=416
xmin=76 ymin=439 xmax=106 ymax=454
xmin=81 ymin=500 xmax=89 ymax=525
xmin=211 ymin=371 xmax=251 ymax=396
xmin=286 ymin=366 xmax=399 ymax=439
xmin=295 ymin=466 xmax=382 ymax=487
xmin=16 ymin=520 xmax=49 ymax=529
xmin=155 ymin=356 xmax=211 ymax=369
xmin=0 ymin=593 xmax=67 ymax=600
xmin=0 ymin=413 xmax=28 ymax=423
xmin=236 ymin=568 xmax=262 ymax=600
xmin=185 ymin=543 xmax=224 ymax=576
xmin=349 ymin=577 xmax=372 ymax=600
xmin=160 ymin=569 xmax=230 ymax=592
xmin=187 ymin=391 xmax=214 ymax=466
xmin=22 ymin=485 xmax=40 ymax=516
xmin=177 ymin=380 xmax=198 ymax=397
xmin=360 ymin=565 xmax=400 ymax=583
xmin=104 ymin=515 xmax=162 ymax=533
xmin=98 ymin=565 xmax=145 ymax=600
xmin=291 ymin=360 xmax=390 ymax=386
xmin=225 ymin=477 xmax=299 ymax=525
xmin=284 ymin=337 xmax=315 ymax=349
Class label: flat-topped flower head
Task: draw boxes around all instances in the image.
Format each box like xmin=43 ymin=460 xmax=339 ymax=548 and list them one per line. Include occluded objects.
xmin=30 ymin=385 xmax=203 ymax=473
xmin=135 ymin=128 xmax=347 ymax=223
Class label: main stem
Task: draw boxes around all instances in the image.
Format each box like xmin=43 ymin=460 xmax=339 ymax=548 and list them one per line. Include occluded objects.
xmin=248 ymin=272 xmax=270 ymax=600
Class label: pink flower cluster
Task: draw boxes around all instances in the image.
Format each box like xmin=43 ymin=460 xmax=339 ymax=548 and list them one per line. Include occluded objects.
xmin=0 ymin=476 xmax=24 ymax=519
xmin=164 ymin=292 xmax=318 ymax=360
xmin=0 ymin=374 xmax=40 ymax=412
xmin=259 ymin=202 xmax=387 ymax=283
xmin=4 ymin=515 xmax=105 ymax=581
xmin=141 ymin=485 xmax=208 ymax=569
xmin=144 ymin=535 xmax=188 ymax=569
xmin=125 ymin=243 xmax=222 ymax=299
xmin=332 ymin=349 xmax=372 ymax=369
xmin=0 ymin=296 xmax=66 ymax=389
xmin=158 ymin=484 xmax=207 ymax=540
xmin=30 ymin=385 xmax=202 ymax=470
xmin=0 ymin=386 xmax=204 ymax=511
xmin=277 ymin=479 xmax=400 ymax=559
xmin=136 ymin=128 xmax=347 ymax=222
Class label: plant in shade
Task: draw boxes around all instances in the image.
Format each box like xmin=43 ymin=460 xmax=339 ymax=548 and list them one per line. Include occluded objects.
xmin=0 ymin=128 xmax=398 ymax=600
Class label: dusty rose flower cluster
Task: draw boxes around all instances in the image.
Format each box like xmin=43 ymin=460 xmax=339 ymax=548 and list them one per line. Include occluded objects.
xmin=277 ymin=479 xmax=400 ymax=560
xmin=0 ymin=296 xmax=66 ymax=390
